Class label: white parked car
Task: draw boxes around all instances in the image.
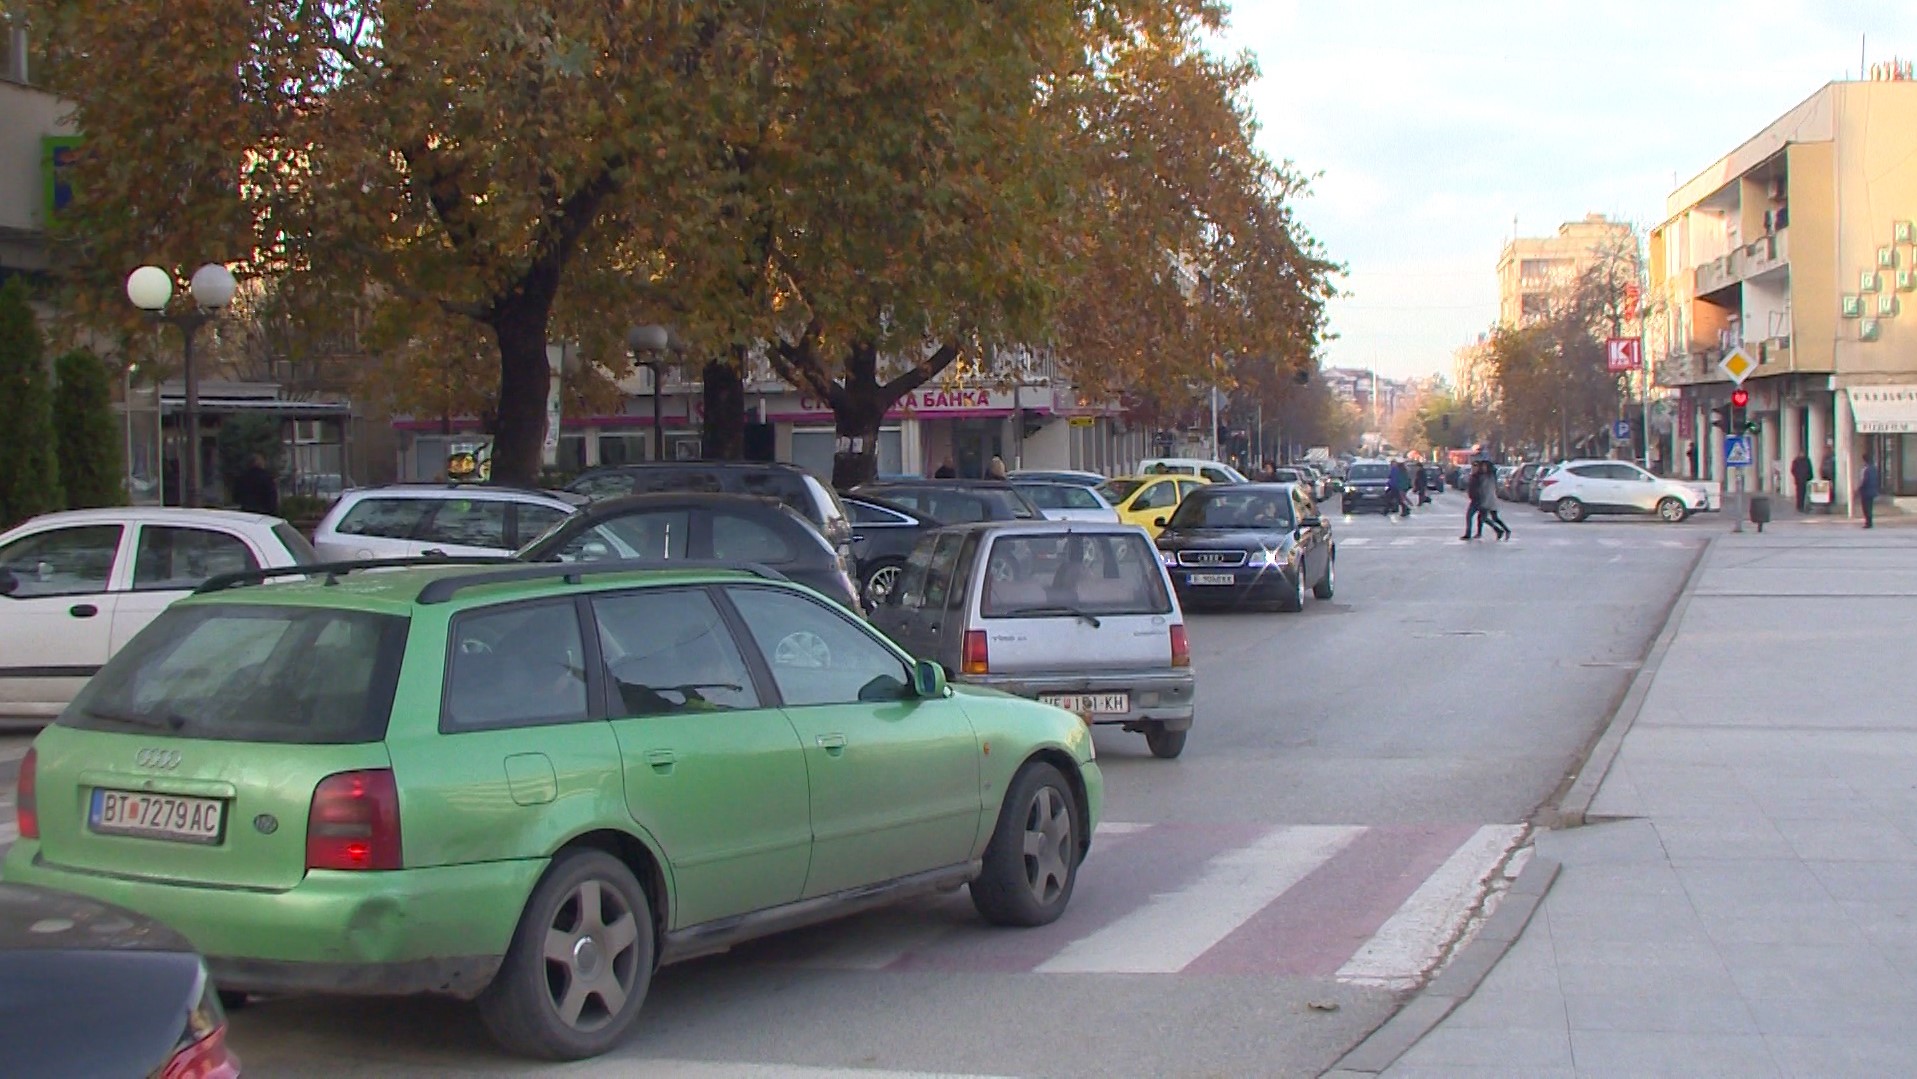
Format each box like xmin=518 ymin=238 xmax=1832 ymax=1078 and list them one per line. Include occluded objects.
xmin=311 ymin=484 xmax=580 ymax=561
xmin=1534 ymin=460 xmax=1719 ymax=523
xmin=1139 ymin=457 xmax=1249 ymax=484
xmin=0 ymin=508 xmax=317 ymax=721
xmin=1010 ymin=480 xmax=1122 ymax=523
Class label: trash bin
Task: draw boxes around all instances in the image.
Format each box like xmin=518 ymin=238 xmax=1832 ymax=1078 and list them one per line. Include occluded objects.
xmin=1749 ymin=494 xmax=1772 ymax=531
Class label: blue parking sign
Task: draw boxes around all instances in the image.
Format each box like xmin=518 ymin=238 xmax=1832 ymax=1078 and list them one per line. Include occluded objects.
xmin=1612 ymin=420 xmax=1631 ymax=440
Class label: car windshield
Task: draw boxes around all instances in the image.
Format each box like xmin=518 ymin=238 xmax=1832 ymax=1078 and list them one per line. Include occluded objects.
xmin=61 ymin=604 xmax=409 ymax=743
xmin=1097 ymin=479 xmax=1143 ymax=503
xmin=1348 ymin=463 xmax=1389 ymax=481
xmin=1017 ymin=484 xmax=1103 ymax=510
xmin=980 ymin=533 xmax=1171 ymax=618
xmin=1167 ymin=490 xmax=1295 ymax=530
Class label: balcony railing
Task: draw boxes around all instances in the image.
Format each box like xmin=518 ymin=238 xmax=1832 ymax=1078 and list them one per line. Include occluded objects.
xmin=1692 ymin=230 xmax=1790 ymax=295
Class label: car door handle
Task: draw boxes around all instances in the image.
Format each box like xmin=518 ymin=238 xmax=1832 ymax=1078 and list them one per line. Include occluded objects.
xmin=643 ymin=749 xmax=676 ymax=773
xmin=852 ymin=533 xmax=867 ymax=542
xmin=815 ymin=733 xmax=847 ymax=756
xmin=69 ymin=604 xmax=98 ymax=618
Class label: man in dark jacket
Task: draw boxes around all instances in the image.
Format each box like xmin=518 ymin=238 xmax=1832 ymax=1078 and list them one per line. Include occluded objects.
xmin=232 ymin=453 xmax=279 ymax=516
xmin=1790 ymin=452 xmax=1813 ymax=513
xmin=1858 ymin=452 xmax=1880 ymax=529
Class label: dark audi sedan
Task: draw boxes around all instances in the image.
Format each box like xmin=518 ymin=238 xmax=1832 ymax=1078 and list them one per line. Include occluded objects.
xmin=0 ymin=882 xmax=240 ymax=1077
xmin=1155 ymin=483 xmax=1335 ymax=612
xmin=518 ymin=492 xmax=862 ymax=611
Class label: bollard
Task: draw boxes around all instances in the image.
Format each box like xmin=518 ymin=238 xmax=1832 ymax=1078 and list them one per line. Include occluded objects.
xmin=1748 ymin=494 xmax=1771 ymax=533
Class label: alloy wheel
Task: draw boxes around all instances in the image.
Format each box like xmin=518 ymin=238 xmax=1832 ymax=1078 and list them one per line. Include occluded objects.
xmin=1021 ymin=785 xmax=1073 ymax=906
xmin=542 ymin=879 xmax=642 ymax=1032
xmin=864 ymin=564 xmax=902 ymax=606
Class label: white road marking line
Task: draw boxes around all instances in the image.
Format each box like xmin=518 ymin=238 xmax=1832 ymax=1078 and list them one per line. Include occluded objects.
xmin=0 ymin=745 xmax=27 ymax=765
xmin=1035 ymin=824 xmax=1365 ymax=974
xmin=0 ymin=821 xmax=17 ymax=845
xmin=563 ymin=1061 xmax=1015 ymax=1079
xmin=1095 ymin=821 xmax=1153 ymax=836
xmin=1339 ymin=537 xmax=1372 ymax=546
xmin=1335 ymin=823 xmax=1525 ymax=989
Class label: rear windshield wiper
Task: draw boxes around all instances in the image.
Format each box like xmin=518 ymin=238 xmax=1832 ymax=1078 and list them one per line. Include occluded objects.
xmin=999 ymin=605 xmax=1102 ymax=628
xmin=82 ymin=704 xmax=191 ymax=733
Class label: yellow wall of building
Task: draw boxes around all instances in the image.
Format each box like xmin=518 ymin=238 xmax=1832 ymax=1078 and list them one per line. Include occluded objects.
xmin=1831 ymin=83 xmax=1917 ymax=378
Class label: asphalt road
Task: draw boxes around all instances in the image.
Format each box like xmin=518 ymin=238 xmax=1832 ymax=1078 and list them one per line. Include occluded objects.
xmin=1 ymin=492 xmax=1709 ymax=1077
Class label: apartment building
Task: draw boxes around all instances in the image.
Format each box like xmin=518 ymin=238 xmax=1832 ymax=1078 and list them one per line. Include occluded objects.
xmin=0 ymin=15 xmax=70 ymax=281
xmin=1496 ymin=214 xmax=1636 ymax=326
xmin=1649 ymin=75 xmax=1917 ymax=509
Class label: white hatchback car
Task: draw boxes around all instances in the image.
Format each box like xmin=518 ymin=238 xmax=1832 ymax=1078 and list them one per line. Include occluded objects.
xmin=311 ymin=484 xmax=580 ymax=560
xmin=1140 ymin=457 xmax=1249 ymax=485
xmin=1010 ymin=480 xmax=1121 ymax=523
xmin=1535 ymin=460 xmax=1719 ymax=523
xmin=0 ymin=508 xmax=316 ymax=721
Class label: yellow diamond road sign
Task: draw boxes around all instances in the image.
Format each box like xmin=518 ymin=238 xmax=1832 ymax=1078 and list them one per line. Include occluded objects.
xmin=1719 ymin=346 xmax=1757 ymax=385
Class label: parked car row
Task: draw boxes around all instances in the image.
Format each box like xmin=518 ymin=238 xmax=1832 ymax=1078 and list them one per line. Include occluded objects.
xmin=0 ymin=455 xmax=1338 ymax=1066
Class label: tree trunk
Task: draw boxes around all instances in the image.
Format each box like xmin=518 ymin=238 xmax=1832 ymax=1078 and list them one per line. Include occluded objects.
xmin=486 ymin=297 xmax=555 ymax=486
xmin=701 ymin=356 xmax=746 ymax=460
xmin=831 ymin=380 xmax=888 ymax=490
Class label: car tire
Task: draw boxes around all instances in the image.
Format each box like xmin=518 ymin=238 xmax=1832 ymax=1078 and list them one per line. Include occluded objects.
xmin=861 ymin=560 xmax=905 ymax=608
xmin=1312 ymin=555 xmax=1335 ymax=600
xmin=1656 ymin=497 xmax=1687 ymax=523
xmin=479 ymin=849 xmax=655 ymax=1061
xmin=971 ymin=761 xmax=1082 ymax=927
xmin=1340 ymin=501 xmax=1354 ymax=515
xmin=1145 ymin=724 xmax=1188 ymax=759
xmin=1555 ymin=498 xmax=1587 ymax=523
xmin=1279 ymin=568 xmax=1306 ymax=612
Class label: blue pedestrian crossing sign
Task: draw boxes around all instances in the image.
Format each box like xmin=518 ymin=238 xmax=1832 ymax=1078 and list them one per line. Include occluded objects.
xmin=1611 ymin=419 xmax=1632 ymax=439
xmin=1725 ymin=435 xmax=1754 ymax=468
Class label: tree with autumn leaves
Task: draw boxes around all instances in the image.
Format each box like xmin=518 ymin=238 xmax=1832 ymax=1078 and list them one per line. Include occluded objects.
xmin=27 ymin=0 xmax=1333 ymax=487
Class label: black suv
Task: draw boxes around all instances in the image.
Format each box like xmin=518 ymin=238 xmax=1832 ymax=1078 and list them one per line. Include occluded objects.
xmin=1339 ymin=461 xmax=1397 ymax=515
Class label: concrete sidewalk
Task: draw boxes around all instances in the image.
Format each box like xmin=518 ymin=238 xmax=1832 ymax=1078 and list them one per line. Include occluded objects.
xmin=1363 ymin=528 xmax=1917 ymax=1077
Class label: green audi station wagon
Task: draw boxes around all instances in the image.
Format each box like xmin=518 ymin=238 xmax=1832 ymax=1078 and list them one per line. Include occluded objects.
xmin=3 ymin=559 xmax=1101 ymax=1060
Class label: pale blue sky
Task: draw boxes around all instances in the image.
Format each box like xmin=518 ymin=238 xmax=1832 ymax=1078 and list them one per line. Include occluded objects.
xmin=1222 ymin=1 xmax=1917 ymax=380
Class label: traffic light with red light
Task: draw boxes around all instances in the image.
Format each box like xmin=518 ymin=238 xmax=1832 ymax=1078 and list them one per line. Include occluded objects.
xmin=1730 ymin=388 xmax=1749 ymax=408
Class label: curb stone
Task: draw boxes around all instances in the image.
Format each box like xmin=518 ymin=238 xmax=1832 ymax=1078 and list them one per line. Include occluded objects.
xmin=1324 ymin=856 xmax=1561 ymax=1076
xmin=1543 ymin=532 xmax=1716 ymax=829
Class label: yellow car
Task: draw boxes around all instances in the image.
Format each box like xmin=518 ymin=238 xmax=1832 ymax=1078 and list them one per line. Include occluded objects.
xmin=1097 ymin=474 xmax=1211 ymax=537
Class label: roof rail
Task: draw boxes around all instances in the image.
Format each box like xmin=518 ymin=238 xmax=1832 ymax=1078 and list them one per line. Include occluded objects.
xmin=194 ymin=556 xmax=521 ymax=596
xmin=413 ymin=559 xmax=791 ymax=605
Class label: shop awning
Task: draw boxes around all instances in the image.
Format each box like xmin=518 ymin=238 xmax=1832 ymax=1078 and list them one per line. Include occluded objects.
xmin=1847 ymin=385 xmax=1917 ymax=434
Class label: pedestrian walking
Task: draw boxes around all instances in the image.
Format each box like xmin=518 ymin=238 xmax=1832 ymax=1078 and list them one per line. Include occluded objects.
xmin=932 ymin=456 xmax=957 ymax=478
xmin=231 ymin=453 xmax=279 ymax=516
xmin=1471 ymin=461 xmax=1509 ymax=540
xmin=1412 ymin=460 xmax=1431 ymax=506
xmin=1386 ymin=460 xmax=1411 ymax=518
xmin=1790 ymin=451 xmax=1812 ymax=513
xmin=1858 ymin=452 xmax=1880 ymax=529
xmin=1460 ymin=462 xmax=1485 ymax=540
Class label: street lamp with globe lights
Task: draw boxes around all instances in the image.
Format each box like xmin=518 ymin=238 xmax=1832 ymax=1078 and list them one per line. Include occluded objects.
xmin=125 ymin=263 xmax=236 ymax=508
xmin=625 ymin=324 xmax=671 ymax=463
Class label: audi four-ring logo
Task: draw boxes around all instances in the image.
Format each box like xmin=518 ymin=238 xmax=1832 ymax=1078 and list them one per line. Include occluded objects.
xmin=136 ymin=749 xmax=181 ymax=770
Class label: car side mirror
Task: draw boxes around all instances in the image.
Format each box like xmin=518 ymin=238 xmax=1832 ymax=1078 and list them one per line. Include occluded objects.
xmin=1154 ymin=516 xmax=1168 ymax=527
xmin=0 ymin=568 xmax=15 ymax=596
xmin=912 ymin=658 xmax=949 ymax=698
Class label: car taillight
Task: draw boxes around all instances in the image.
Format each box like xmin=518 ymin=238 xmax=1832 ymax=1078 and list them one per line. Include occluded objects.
xmin=1170 ymin=624 xmax=1190 ymax=668
xmin=16 ymin=747 xmax=36 ymax=840
xmin=1540 ymin=477 xmax=1557 ymax=488
xmin=962 ymin=630 xmax=989 ymax=675
xmin=163 ymin=968 xmax=241 ymax=1079
xmin=307 ymin=769 xmax=402 ymax=871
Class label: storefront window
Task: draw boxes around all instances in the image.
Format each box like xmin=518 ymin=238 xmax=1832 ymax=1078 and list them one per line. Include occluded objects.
xmin=597 ymin=433 xmax=651 ymax=466
xmin=791 ymin=428 xmax=901 ymax=480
